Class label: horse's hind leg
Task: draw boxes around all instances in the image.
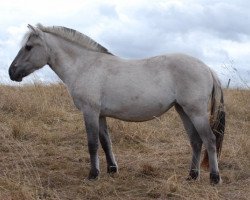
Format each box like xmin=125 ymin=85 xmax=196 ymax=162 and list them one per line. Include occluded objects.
xmin=99 ymin=117 xmax=118 ymax=174
xmin=175 ymin=104 xmax=202 ymax=180
xmin=181 ymin=104 xmax=221 ymax=184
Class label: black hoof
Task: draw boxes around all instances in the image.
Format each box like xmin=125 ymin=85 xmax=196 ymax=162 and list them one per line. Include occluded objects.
xmin=88 ymin=169 xmax=99 ymax=180
xmin=186 ymin=169 xmax=199 ymax=181
xmin=210 ymin=173 xmax=221 ymax=185
xmin=107 ymin=165 xmax=118 ymax=174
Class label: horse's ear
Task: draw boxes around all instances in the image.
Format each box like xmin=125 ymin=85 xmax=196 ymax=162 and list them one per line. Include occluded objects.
xmin=27 ymin=24 xmax=38 ymax=34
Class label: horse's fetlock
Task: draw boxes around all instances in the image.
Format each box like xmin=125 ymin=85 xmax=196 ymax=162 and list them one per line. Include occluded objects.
xmin=210 ymin=172 xmax=221 ymax=185
xmin=88 ymin=168 xmax=99 ymax=180
xmin=107 ymin=165 xmax=118 ymax=174
xmin=187 ymin=169 xmax=199 ymax=180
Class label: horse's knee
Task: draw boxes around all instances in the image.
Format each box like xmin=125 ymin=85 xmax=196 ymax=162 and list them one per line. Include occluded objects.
xmin=88 ymin=141 xmax=99 ymax=154
xmin=191 ymin=140 xmax=202 ymax=150
xmin=204 ymin=136 xmax=217 ymax=153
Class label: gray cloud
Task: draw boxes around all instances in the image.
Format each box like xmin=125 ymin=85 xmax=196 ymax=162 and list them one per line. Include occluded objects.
xmin=99 ymin=1 xmax=250 ymax=56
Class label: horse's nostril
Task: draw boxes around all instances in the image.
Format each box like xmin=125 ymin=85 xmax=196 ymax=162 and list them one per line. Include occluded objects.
xmin=9 ymin=65 xmax=16 ymax=78
xmin=13 ymin=62 xmax=18 ymax=68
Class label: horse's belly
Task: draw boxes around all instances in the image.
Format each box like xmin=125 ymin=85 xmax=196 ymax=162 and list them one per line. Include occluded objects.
xmin=101 ymin=97 xmax=175 ymax=122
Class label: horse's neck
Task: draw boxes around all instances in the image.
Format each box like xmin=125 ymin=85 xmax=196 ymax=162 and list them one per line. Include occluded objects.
xmin=45 ymin=33 xmax=96 ymax=87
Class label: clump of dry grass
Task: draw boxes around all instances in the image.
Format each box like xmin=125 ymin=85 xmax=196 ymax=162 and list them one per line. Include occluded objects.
xmin=0 ymin=84 xmax=249 ymax=200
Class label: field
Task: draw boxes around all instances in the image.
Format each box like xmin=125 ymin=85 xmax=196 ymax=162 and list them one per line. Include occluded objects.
xmin=0 ymin=84 xmax=249 ymax=200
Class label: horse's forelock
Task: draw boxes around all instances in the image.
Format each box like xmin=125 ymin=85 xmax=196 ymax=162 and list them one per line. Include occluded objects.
xmin=20 ymin=27 xmax=44 ymax=47
xmin=20 ymin=31 xmax=33 ymax=47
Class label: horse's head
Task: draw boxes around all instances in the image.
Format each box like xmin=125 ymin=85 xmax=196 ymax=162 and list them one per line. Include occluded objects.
xmin=9 ymin=24 xmax=48 ymax=82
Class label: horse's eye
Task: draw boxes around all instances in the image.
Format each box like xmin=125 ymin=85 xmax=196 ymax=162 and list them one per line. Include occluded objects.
xmin=25 ymin=45 xmax=32 ymax=51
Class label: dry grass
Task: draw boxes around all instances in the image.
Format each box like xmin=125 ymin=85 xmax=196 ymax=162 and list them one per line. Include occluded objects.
xmin=0 ymin=84 xmax=249 ymax=200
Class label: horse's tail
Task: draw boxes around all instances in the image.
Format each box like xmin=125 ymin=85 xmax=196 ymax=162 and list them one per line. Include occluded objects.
xmin=201 ymin=70 xmax=226 ymax=169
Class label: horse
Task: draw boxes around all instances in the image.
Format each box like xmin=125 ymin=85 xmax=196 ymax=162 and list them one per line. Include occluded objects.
xmin=9 ymin=24 xmax=225 ymax=184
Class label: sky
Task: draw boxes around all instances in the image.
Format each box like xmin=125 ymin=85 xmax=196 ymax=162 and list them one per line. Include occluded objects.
xmin=0 ymin=0 xmax=249 ymax=88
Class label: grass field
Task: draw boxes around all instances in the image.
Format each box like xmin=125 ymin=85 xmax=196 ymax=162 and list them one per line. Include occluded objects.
xmin=0 ymin=84 xmax=249 ymax=200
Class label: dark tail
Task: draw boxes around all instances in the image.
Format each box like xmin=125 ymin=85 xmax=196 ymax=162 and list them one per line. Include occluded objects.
xmin=201 ymin=71 xmax=226 ymax=169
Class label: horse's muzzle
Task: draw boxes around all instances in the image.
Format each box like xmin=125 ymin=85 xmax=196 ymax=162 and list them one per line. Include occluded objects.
xmin=9 ymin=64 xmax=23 ymax=82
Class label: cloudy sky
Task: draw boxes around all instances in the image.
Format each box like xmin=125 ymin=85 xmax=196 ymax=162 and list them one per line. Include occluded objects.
xmin=0 ymin=0 xmax=249 ymax=88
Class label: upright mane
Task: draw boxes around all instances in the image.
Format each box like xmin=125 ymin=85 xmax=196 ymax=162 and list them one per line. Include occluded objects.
xmin=36 ymin=24 xmax=113 ymax=55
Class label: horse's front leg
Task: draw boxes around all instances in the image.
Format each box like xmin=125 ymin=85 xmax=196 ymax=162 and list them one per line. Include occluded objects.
xmin=99 ymin=117 xmax=118 ymax=174
xmin=83 ymin=108 xmax=100 ymax=180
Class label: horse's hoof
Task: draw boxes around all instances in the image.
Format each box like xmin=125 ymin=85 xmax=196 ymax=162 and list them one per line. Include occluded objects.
xmin=210 ymin=173 xmax=222 ymax=185
xmin=107 ymin=165 xmax=118 ymax=174
xmin=186 ymin=169 xmax=199 ymax=181
xmin=88 ymin=169 xmax=99 ymax=180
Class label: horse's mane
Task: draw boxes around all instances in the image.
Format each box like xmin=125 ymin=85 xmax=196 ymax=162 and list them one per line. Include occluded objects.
xmin=36 ymin=24 xmax=112 ymax=55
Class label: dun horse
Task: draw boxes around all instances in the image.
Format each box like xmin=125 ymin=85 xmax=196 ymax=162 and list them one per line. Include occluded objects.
xmin=9 ymin=24 xmax=225 ymax=184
